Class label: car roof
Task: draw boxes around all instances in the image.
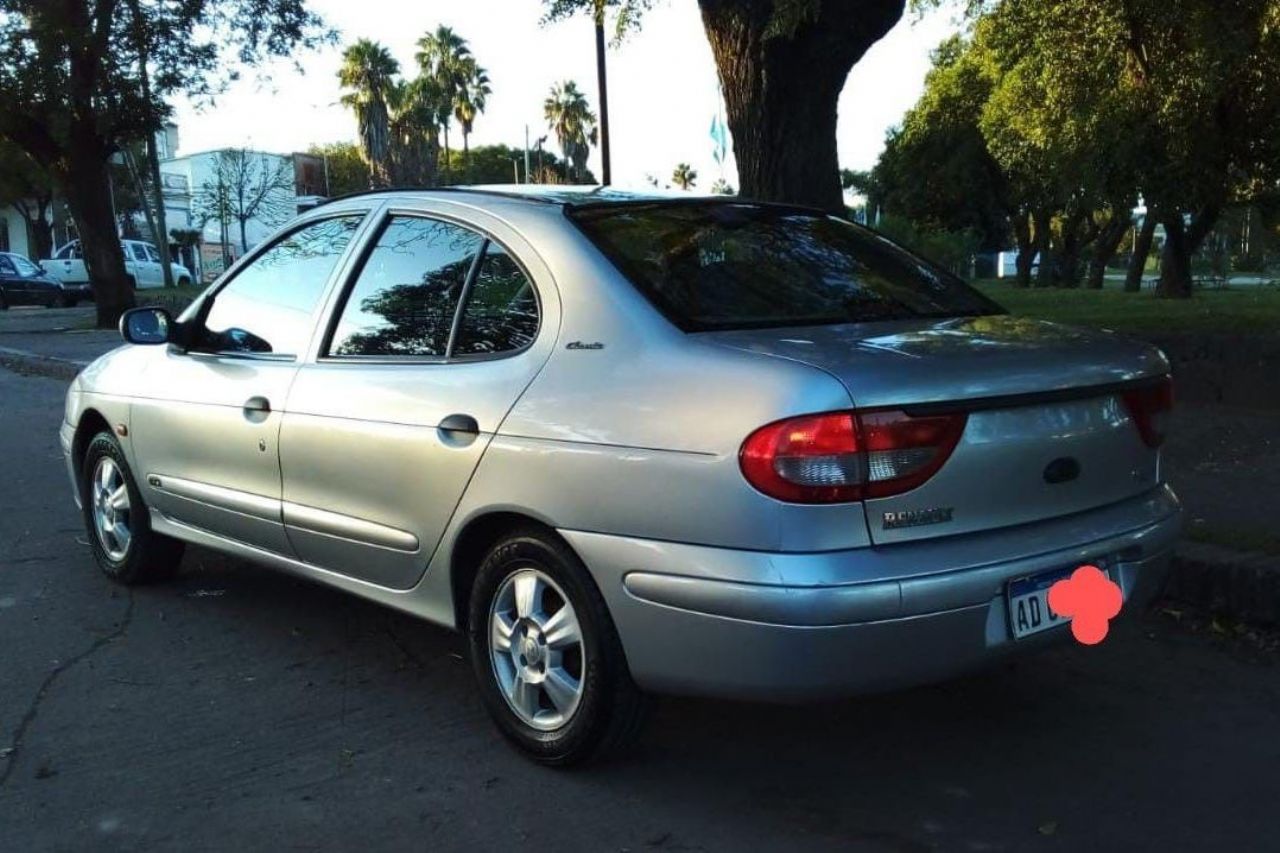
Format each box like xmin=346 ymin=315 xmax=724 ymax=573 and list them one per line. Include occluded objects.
xmin=314 ymin=185 xmax=825 ymax=216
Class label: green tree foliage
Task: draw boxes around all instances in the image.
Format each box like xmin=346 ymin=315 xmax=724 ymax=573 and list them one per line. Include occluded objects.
xmin=440 ymin=144 xmax=576 ymax=186
xmin=544 ymin=81 xmax=598 ymax=183
xmin=871 ymin=36 xmax=1011 ymax=254
xmin=307 ymin=142 xmax=372 ymax=197
xmin=909 ymin=0 xmax=1280 ymax=297
xmin=0 ymin=140 xmax=55 ymax=259
xmin=0 ymin=0 xmax=331 ymax=326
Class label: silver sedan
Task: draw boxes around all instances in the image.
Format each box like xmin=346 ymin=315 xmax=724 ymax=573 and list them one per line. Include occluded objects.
xmin=61 ymin=187 xmax=1181 ymax=764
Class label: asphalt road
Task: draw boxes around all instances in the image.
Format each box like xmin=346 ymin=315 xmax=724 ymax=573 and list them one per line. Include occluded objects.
xmin=1 ymin=333 xmax=1278 ymax=851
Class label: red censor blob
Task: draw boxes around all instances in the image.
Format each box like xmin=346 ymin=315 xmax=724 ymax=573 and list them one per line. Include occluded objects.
xmin=1047 ymin=565 xmax=1123 ymax=645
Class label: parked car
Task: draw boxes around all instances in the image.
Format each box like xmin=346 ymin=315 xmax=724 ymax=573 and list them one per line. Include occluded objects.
xmin=42 ymin=239 xmax=194 ymax=290
xmin=60 ymin=188 xmax=1181 ymax=765
xmin=0 ymin=251 xmax=91 ymax=308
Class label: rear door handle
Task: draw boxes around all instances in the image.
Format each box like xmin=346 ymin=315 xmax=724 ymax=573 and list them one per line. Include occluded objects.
xmin=244 ymin=396 xmax=272 ymax=414
xmin=439 ymin=414 xmax=479 ymax=434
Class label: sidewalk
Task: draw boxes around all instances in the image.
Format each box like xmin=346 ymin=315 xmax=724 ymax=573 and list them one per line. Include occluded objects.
xmin=0 ymin=305 xmax=120 ymax=365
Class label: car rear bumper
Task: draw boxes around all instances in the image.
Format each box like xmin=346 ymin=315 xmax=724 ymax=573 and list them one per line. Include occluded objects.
xmin=563 ymin=485 xmax=1182 ymax=701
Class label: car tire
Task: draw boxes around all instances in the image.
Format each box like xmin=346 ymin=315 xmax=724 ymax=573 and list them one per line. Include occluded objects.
xmin=468 ymin=527 xmax=648 ymax=766
xmin=177 ymin=276 xmax=192 ymax=288
xmin=49 ymin=292 xmax=69 ymax=309
xmin=80 ymin=432 xmax=184 ymax=585
xmin=126 ymin=276 xmax=137 ymax=291
xmin=0 ymin=291 xmax=7 ymax=310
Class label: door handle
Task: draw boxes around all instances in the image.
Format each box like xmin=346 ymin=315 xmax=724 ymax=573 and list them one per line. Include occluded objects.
xmin=438 ymin=414 xmax=479 ymax=434
xmin=244 ymin=396 xmax=272 ymax=414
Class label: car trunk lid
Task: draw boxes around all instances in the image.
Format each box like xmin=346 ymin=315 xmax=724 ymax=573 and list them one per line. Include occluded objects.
xmin=705 ymin=315 xmax=1171 ymax=545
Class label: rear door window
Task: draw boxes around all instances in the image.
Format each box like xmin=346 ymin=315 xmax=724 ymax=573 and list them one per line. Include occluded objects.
xmin=328 ymin=216 xmax=485 ymax=358
xmin=452 ymin=243 xmax=539 ymax=356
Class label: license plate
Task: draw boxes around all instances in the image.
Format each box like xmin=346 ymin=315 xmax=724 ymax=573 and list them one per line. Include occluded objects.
xmin=1006 ymin=567 xmax=1085 ymax=640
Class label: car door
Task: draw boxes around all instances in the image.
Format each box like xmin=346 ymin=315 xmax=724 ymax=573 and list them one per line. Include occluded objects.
xmin=51 ymin=242 xmax=83 ymax=285
xmin=279 ymin=210 xmax=551 ymax=590
xmin=0 ymin=255 xmax=26 ymax=304
xmin=129 ymin=212 xmax=373 ymax=554
xmin=127 ymin=242 xmax=158 ymax=288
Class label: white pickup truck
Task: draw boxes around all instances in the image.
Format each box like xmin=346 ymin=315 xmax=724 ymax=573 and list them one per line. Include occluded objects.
xmin=42 ymin=239 xmax=194 ymax=290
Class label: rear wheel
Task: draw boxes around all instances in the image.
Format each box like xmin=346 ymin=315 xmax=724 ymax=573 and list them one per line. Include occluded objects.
xmin=0 ymin=290 xmax=7 ymax=310
xmin=48 ymin=291 xmax=69 ymax=308
xmin=177 ymin=276 xmax=192 ymax=288
xmin=468 ymin=528 xmax=648 ymax=766
xmin=81 ymin=432 xmax=184 ymax=585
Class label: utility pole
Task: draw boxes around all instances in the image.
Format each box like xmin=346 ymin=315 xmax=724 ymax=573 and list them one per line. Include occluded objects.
xmin=524 ymin=126 xmax=531 ymax=185
xmin=594 ymin=1 xmax=611 ymax=186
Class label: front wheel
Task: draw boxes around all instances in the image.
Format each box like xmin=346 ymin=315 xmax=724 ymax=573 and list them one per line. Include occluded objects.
xmin=81 ymin=432 xmax=184 ymax=585
xmin=468 ymin=528 xmax=648 ymax=766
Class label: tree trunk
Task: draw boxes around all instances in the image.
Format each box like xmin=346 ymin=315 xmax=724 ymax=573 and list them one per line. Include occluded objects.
xmin=595 ymin=12 xmax=612 ymax=186
xmin=1055 ymin=211 xmax=1089 ymax=288
xmin=442 ymin=127 xmax=451 ymax=185
xmin=1012 ymin=212 xmax=1035 ymax=289
xmin=12 ymin=199 xmax=55 ymax=261
xmin=1125 ymin=215 xmax=1157 ymax=292
xmin=146 ymin=132 xmax=175 ymax=288
xmin=63 ymin=150 xmax=133 ymax=327
xmin=1157 ymin=206 xmax=1219 ymax=299
xmin=1086 ymin=215 xmax=1130 ymax=290
xmin=1033 ymin=208 xmax=1054 ymax=288
xmin=698 ymin=0 xmax=904 ymax=213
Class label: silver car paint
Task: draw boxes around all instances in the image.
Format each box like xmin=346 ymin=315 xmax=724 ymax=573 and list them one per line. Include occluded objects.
xmin=61 ymin=189 xmax=1181 ymax=700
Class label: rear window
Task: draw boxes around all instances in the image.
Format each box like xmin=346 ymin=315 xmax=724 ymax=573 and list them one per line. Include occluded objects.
xmin=571 ymin=203 xmax=1002 ymax=331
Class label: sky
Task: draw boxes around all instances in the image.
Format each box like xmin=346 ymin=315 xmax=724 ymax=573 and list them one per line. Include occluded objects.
xmin=170 ymin=0 xmax=962 ymax=191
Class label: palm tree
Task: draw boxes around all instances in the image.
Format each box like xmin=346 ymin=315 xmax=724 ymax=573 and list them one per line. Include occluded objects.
xmin=387 ymin=77 xmax=443 ymax=186
xmin=544 ymin=81 xmax=598 ymax=184
xmin=416 ymin=26 xmax=472 ymax=185
xmin=453 ymin=60 xmax=491 ymax=182
xmin=672 ymin=163 xmax=698 ymax=191
xmin=338 ymin=40 xmax=400 ymax=188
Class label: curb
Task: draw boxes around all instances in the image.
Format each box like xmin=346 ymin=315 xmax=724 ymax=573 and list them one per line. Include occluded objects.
xmin=1165 ymin=541 xmax=1280 ymax=626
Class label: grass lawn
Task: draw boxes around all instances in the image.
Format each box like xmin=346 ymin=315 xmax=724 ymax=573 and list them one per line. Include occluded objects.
xmin=973 ymin=280 xmax=1280 ymax=336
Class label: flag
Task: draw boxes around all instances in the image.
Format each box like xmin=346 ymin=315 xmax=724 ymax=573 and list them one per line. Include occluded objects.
xmin=710 ymin=113 xmax=728 ymax=165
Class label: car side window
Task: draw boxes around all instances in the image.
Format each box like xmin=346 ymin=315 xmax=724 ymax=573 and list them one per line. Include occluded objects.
xmin=144 ymin=245 xmax=161 ymax=263
xmin=0 ymin=256 xmax=16 ymax=276
xmin=328 ymin=216 xmax=484 ymax=358
xmin=453 ymin=243 xmax=540 ymax=356
xmin=201 ymin=215 xmax=364 ymax=357
xmin=130 ymin=244 xmax=149 ymax=262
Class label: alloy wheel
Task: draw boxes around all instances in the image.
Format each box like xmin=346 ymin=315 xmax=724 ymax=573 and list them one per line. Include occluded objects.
xmin=91 ymin=457 xmax=132 ymax=561
xmin=488 ymin=567 xmax=586 ymax=731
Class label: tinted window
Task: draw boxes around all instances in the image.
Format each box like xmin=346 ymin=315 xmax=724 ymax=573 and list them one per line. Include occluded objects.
xmin=144 ymin=245 xmax=161 ymax=263
xmin=0 ymin=256 xmax=16 ymax=275
xmin=12 ymin=256 xmax=41 ymax=276
xmin=572 ymin=204 xmax=1002 ymax=331
xmin=328 ymin=216 xmax=484 ymax=358
xmin=202 ymin=216 xmax=363 ymax=356
xmin=130 ymin=244 xmax=149 ymax=262
xmin=453 ymin=244 xmax=539 ymax=356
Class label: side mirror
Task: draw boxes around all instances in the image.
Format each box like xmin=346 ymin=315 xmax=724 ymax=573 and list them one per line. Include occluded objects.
xmin=120 ymin=307 xmax=174 ymax=346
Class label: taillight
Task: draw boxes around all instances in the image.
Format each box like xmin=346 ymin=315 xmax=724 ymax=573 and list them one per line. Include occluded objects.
xmin=740 ymin=410 xmax=968 ymax=504
xmin=1122 ymin=376 xmax=1174 ymax=448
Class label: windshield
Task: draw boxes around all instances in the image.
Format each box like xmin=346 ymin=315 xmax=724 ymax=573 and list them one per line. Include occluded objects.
xmin=571 ymin=203 xmax=1004 ymax=332
xmin=12 ymin=256 xmax=42 ymax=277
